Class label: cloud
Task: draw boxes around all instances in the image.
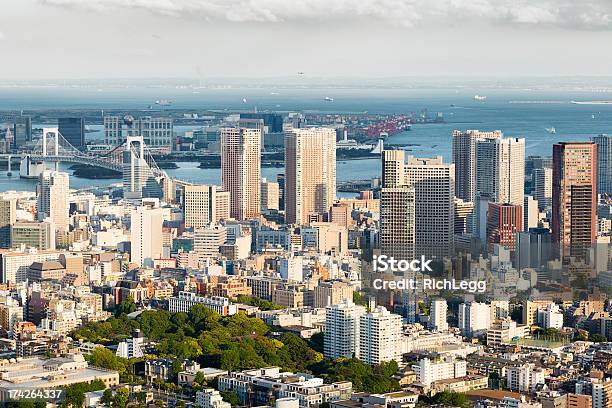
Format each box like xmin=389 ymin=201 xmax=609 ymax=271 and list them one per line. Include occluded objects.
xmin=38 ymin=0 xmax=612 ymax=30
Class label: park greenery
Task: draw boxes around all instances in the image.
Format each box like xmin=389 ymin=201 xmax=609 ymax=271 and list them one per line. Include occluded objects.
xmin=73 ymin=301 xmax=402 ymax=393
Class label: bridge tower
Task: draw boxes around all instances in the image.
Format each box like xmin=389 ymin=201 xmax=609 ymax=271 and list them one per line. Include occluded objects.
xmin=42 ymin=127 xmax=60 ymax=171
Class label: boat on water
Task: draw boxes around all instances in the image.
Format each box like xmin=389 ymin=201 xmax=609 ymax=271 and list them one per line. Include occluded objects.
xmin=155 ymin=99 xmax=172 ymax=106
xmin=474 ymin=95 xmax=487 ymax=101
xmin=324 ymin=96 xmax=334 ymax=102
xmin=545 ymin=127 xmax=556 ymax=134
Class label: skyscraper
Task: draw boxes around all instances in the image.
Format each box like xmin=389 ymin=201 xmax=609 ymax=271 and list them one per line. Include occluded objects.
xmin=130 ymin=206 xmax=164 ymax=267
xmin=284 ymin=128 xmax=336 ymax=225
xmin=37 ymin=170 xmax=69 ymax=233
xmin=0 ymin=197 xmax=16 ymax=248
xmin=552 ymin=142 xmax=597 ymax=258
xmin=452 ymin=129 xmax=502 ymax=202
xmin=58 ymin=117 xmax=85 ymax=149
xmin=405 ymin=156 xmax=455 ymax=259
xmin=220 ymin=127 xmax=261 ymax=221
xmin=593 ymin=134 xmax=612 ymax=196
xmin=324 ymin=301 xmax=366 ymax=360
xmin=184 ymin=185 xmax=228 ymax=229
xmin=475 ymin=137 xmax=525 ymax=206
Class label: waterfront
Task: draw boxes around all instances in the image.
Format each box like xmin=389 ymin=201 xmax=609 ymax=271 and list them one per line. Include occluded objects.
xmin=1 ymin=86 xmax=612 ymax=193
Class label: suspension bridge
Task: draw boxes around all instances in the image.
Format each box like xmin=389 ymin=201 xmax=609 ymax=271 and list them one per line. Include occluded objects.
xmin=0 ymin=128 xmax=192 ymax=188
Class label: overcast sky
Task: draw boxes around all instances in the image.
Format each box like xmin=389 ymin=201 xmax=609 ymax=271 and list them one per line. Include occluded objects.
xmin=1 ymin=0 xmax=612 ymax=80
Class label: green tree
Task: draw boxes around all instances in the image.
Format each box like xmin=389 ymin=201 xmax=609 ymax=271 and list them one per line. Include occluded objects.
xmin=113 ymin=388 xmax=129 ymax=408
xmin=115 ymin=296 xmax=137 ymax=317
xmin=590 ymin=334 xmax=608 ymax=342
xmin=220 ymin=390 xmax=240 ymax=406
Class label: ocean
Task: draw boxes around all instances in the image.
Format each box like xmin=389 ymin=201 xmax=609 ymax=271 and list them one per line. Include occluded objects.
xmin=0 ymin=85 xmax=611 ymax=193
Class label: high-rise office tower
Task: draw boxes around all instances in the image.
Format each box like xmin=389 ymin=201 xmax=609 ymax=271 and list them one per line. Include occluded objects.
xmin=429 ymin=298 xmax=448 ymax=331
xmin=552 ymin=142 xmax=597 ymax=258
xmin=12 ymin=116 xmax=32 ymax=148
xmin=487 ymin=202 xmax=522 ymax=251
xmin=593 ymin=134 xmax=612 ymax=196
xmin=220 ymin=127 xmax=261 ymax=221
xmin=380 ymin=187 xmax=415 ymax=260
xmin=184 ymin=185 xmax=229 ymax=229
xmin=452 ymin=129 xmax=502 ymax=202
xmin=405 ymin=156 xmax=455 ymax=259
xmin=324 ymin=301 xmax=366 ymax=360
xmin=475 ymin=137 xmax=525 ymax=206
xmin=0 ymin=197 xmax=16 ymax=248
xmin=130 ymin=206 xmax=164 ymax=267
xmin=284 ymin=128 xmax=336 ymax=224
xmin=358 ymin=307 xmax=402 ymax=365
xmin=534 ymin=167 xmax=553 ymax=210
xmin=37 ymin=170 xmax=69 ymax=233
xmin=58 ymin=117 xmax=85 ymax=149
xmin=260 ymin=178 xmax=280 ymax=211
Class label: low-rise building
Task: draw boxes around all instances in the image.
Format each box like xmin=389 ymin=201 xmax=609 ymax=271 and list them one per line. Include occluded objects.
xmin=0 ymin=353 xmax=119 ymax=401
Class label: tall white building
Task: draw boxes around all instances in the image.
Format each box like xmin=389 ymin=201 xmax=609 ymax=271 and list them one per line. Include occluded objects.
xmin=405 ymin=155 xmax=455 ymax=260
xmin=537 ymin=303 xmax=563 ymax=329
xmin=284 ymin=128 xmax=336 ymax=225
xmin=324 ymin=300 xmax=366 ymax=360
xmin=37 ymin=170 xmax=69 ymax=233
xmin=524 ymin=195 xmax=539 ymax=231
xmin=130 ymin=206 xmax=164 ymax=267
xmin=429 ymin=298 xmax=448 ymax=332
xmin=358 ymin=306 xmax=402 ymax=365
xmin=475 ymin=137 xmax=525 ymax=206
xmin=533 ymin=167 xmax=552 ymax=210
xmin=458 ymin=302 xmax=491 ymax=337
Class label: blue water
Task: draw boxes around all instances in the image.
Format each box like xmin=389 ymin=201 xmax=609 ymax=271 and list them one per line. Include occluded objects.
xmin=1 ymin=86 xmax=611 ymax=193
